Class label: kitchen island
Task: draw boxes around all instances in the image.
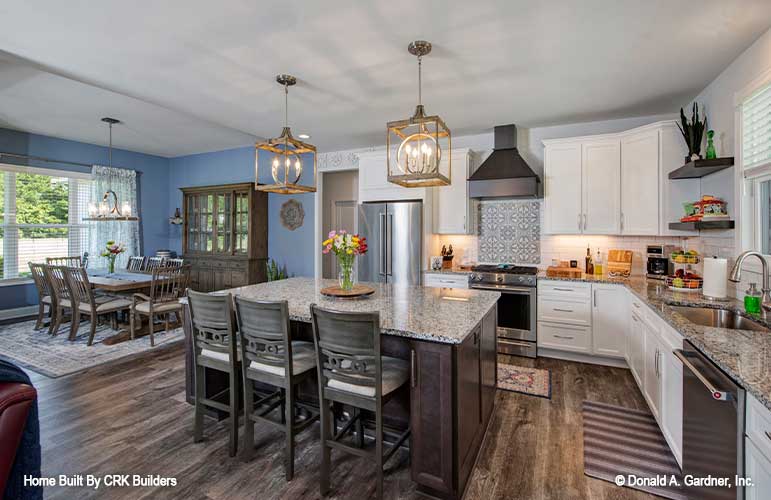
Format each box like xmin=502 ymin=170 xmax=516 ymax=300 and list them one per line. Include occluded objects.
xmin=182 ymin=277 xmax=500 ymax=500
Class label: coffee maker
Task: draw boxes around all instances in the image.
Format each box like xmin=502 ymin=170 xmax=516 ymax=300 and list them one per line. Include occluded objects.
xmin=646 ymin=244 xmax=675 ymax=280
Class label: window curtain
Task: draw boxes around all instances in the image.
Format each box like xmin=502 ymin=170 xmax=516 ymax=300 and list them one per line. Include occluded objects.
xmin=88 ymin=165 xmax=140 ymax=270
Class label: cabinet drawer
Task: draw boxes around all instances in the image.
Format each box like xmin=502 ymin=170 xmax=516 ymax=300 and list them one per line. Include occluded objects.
xmin=748 ymin=393 xmax=771 ymax=462
xmin=538 ymin=280 xmax=591 ymax=299
xmin=538 ymin=297 xmax=591 ymax=326
xmin=538 ymin=322 xmax=591 ymax=352
xmin=424 ymin=274 xmax=469 ymax=289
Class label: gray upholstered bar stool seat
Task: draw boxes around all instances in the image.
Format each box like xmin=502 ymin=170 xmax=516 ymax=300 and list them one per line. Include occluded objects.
xmin=188 ymin=290 xmax=241 ymax=457
xmin=235 ymin=297 xmax=319 ymax=481
xmin=310 ymin=304 xmax=411 ymax=500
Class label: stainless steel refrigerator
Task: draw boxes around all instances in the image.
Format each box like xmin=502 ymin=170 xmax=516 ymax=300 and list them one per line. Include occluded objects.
xmin=357 ymin=201 xmax=422 ymax=285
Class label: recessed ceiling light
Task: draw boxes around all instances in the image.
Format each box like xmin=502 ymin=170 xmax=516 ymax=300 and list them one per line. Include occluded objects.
xmin=298 ymin=133 xmax=310 ymax=139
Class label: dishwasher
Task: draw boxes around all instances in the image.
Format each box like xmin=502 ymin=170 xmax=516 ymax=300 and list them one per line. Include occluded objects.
xmin=675 ymin=340 xmax=746 ymax=500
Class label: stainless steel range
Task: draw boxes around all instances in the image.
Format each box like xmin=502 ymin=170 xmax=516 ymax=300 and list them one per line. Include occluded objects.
xmin=468 ymin=264 xmax=537 ymax=358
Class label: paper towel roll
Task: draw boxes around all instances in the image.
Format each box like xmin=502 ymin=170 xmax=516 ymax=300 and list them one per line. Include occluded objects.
xmin=703 ymin=257 xmax=728 ymax=298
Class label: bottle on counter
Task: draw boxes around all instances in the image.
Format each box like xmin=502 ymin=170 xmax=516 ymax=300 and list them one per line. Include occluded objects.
xmin=594 ymin=250 xmax=604 ymax=276
xmin=585 ymin=245 xmax=594 ymax=275
xmin=745 ymin=283 xmax=762 ymax=314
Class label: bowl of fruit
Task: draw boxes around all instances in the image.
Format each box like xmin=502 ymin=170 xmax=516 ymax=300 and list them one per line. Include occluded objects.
xmin=671 ymin=249 xmax=700 ymax=264
xmin=665 ymin=269 xmax=703 ymax=291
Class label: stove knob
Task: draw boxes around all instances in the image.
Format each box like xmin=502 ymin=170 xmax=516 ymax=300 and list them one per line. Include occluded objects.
xmin=496 ymin=275 xmax=504 ymax=283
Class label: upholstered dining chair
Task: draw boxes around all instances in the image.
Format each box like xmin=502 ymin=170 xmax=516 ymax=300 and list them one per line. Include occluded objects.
xmin=127 ymin=256 xmax=145 ymax=272
xmin=310 ymin=304 xmax=411 ymax=500
xmin=43 ymin=265 xmax=73 ymax=336
xmin=234 ymin=296 xmax=319 ymax=479
xmin=28 ymin=263 xmax=54 ymax=332
xmin=130 ymin=265 xmax=191 ymax=346
xmin=188 ymin=290 xmax=240 ymax=457
xmin=64 ymin=267 xmax=132 ymax=345
xmin=46 ymin=256 xmax=81 ymax=267
xmin=145 ymin=257 xmax=165 ymax=272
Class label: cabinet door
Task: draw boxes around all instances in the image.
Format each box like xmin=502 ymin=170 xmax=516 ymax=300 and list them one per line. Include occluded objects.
xmin=747 ymin=439 xmax=771 ymax=500
xmin=591 ymin=285 xmax=628 ymax=358
xmin=433 ymin=151 xmax=471 ymax=234
xmin=660 ymin=348 xmax=683 ymax=466
xmin=621 ymin=131 xmax=659 ymax=235
xmin=628 ymin=311 xmax=644 ymax=387
xmin=544 ymin=143 xmax=583 ymax=234
xmin=456 ymin=327 xmax=482 ymax=496
xmin=582 ymin=140 xmax=621 ymax=234
xmin=643 ymin=322 xmax=661 ymax=419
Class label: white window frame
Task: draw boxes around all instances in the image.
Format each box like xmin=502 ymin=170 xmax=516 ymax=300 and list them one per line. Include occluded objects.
xmin=735 ymin=66 xmax=771 ymax=275
xmin=0 ymin=163 xmax=91 ymax=284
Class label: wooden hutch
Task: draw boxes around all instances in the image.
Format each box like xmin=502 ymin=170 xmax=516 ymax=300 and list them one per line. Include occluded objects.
xmin=181 ymin=182 xmax=268 ymax=291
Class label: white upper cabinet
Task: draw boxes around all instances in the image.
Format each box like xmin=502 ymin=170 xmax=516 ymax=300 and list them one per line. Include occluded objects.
xmin=357 ymin=150 xmax=429 ymax=202
xmin=621 ymin=130 xmax=660 ymax=235
xmin=543 ymin=143 xmax=583 ymax=234
xmin=582 ymin=140 xmax=621 ymax=234
xmin=432 ymin=149 xmax=476 ymax=234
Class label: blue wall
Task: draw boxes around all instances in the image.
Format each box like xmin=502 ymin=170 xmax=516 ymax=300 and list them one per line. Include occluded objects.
xmin=0 ymin=127 xmax=171 ymax=310
xmin=168 ymin=147 xmax=315 ymax=278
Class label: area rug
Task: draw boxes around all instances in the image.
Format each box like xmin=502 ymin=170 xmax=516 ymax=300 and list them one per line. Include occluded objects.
xmin=582 ymin=400 xmax=686 ymax=500
xmin=497 ymin=364 xmax=551 ymax=399
xmin=0 ymin=319 xmax=184 ymax=378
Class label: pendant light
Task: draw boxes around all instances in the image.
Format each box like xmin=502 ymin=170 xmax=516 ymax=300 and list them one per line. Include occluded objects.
xmin=387 ymin=40 xmax=451 ymax=187
xmin=255 ymin=74 xmax=317 ymax=194
xmin=84 ymin=118 xmax=139 ymax=222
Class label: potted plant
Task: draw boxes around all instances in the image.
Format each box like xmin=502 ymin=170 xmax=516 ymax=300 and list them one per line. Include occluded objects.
xmin=677 ymin=103 xmax=708 ymax=162
xmin=322 ymin=230 xmax=368 ymax=291
xmin=101 ymin=240 xmax=126 ymax=274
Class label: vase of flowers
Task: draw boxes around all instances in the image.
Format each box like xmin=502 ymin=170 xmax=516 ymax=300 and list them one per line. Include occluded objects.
xmin=101 ymin=240 xmax=126 ymax=274
xmin=322 ymin=230 xmax=367 ymax=291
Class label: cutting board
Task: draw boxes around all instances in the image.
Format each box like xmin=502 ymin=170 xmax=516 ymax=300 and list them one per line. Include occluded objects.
xmin=546 ymin=266 xmax=583 ymax=278
xmin=607 ymin=249 xmax=633 ymax=277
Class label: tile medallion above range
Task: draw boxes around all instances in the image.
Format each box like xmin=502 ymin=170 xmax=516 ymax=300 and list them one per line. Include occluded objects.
xmin=478 ymin=200 xmax=540 ymax=264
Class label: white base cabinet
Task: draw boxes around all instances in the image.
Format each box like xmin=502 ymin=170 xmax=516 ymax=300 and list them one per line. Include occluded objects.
xmin=746 ymin=440 xmax=771 ymax=500
xmin=423 ymin=273 xmax=469 ymax=289
xmin=591 ymin=284 xmax=627 ymax=358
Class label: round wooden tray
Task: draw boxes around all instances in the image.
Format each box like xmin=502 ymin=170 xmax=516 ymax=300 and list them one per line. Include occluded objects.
xmin=320 ymin=284 xmax=375 ymax=299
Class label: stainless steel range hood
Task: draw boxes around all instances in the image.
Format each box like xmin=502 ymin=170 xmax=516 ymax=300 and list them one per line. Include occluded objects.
xmin=468 ymin=124 xmax=541 ymax=199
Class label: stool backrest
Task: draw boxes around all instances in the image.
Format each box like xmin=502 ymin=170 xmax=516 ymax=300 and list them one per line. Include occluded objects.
xmin=310 ymin=304 xmax=382 ymax=396
xmin=188 ymin=290 xmax=237 ymax=363
xmin=165 ymin=258 xmax=184 ymax=269
xmin=234 ymin=297 xmax=292 ymax=375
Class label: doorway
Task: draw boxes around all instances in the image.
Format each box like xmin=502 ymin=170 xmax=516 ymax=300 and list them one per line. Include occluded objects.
xmin=322 ymin=170 xmax=358 ymax=279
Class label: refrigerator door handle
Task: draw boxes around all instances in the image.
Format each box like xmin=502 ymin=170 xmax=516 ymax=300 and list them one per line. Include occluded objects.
xmin=387 ymin=213 xmax=394 ymax=276
xmin=379 ymin=212 xmax=387 ymax=277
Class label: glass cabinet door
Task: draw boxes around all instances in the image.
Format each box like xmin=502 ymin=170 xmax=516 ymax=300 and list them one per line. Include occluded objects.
xmin=235 ymin=192 xmax=249 ymax=254
xmin=184 ymin=187 xmax=250 ymax=255
xmin=215 ymin=192 xmax=233 ymax=253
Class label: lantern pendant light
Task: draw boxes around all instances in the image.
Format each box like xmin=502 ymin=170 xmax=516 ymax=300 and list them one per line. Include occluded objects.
xmin=84 ymin=117 xmax=139 ymax=222
xmin=387 ymin=40 xmax=451 ymax=187
xmin=255 ymin=74 xmax=317 ymax=194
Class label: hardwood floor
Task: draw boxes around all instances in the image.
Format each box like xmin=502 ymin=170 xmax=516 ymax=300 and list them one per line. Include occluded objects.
xmin=31 ymin=346 xmax=658 ymax=499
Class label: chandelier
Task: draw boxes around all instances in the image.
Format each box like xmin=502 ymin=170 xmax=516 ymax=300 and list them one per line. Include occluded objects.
xmin=387 ymin=41 xmax=451 ymax=187
xmin=85 ymin=118 xmax=138 ymax=222
xmin=255 ymin=75 xmax=317 ymax=194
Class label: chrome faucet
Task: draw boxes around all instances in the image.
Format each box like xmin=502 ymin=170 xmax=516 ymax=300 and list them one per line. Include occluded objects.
xmin=729 ymin=251 xmax=771 ymax=318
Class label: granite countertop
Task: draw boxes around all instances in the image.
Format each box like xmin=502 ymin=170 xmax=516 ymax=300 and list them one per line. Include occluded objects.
xmin=539 ymin=273 xmax=771 ymax=410
xmin=423 ymin=268 xmax=471 ymax=275
xmin=212 ymin=277 xmax=499 ymax=344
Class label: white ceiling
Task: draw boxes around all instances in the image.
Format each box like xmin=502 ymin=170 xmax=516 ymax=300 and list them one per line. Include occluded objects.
xmin=0 ymin=0 xmax=769 ymax=157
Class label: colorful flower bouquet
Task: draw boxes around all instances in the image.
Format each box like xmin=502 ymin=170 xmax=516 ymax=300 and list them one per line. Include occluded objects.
xmin=100 ymin=240 xmax=126 ymax=274
xmin=322 ymin=230 xmax=367 ymax=291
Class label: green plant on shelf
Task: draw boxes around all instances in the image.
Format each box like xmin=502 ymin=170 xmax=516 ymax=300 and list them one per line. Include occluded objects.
xmin=676 ymin=102 xmax=707 ymax=160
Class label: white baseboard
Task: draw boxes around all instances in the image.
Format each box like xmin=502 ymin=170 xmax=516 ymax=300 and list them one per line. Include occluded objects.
xmin=538 ymin=348 xmax=629 ymax=369
xmin=0 ymin=305 xmax=38 ymax=321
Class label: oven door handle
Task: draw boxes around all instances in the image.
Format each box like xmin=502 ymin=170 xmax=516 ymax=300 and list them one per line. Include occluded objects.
xmin=673 ymin=349 xmax=731 ymax=401
xmin=499 ymin=339 xmax=534 ymax=348
xmin=470 ymin=285 xmax=534 ymax=294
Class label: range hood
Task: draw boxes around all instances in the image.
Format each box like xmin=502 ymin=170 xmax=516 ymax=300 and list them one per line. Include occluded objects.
xmin=468 ymin=124 xmax=541 ymax=199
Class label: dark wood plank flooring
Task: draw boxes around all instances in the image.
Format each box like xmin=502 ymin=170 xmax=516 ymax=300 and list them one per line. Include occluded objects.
xmin=30 ymin=346 xmax=658 ymax=499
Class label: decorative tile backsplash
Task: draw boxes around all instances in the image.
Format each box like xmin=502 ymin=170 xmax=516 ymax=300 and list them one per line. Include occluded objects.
xmin=478 ymin=200 xmax=540 ymax=264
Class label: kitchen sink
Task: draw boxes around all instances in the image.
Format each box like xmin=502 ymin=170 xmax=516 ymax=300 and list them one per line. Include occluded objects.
xmin=669 ymin=306 xmax=770 ymax=332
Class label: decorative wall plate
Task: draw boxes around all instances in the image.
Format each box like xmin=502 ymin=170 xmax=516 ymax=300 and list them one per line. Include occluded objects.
xmin=280 ymin=199 xmax=305 ymax=231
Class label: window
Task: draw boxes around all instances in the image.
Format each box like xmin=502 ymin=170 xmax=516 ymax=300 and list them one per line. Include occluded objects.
xmin=756 ymin=175 xmax=771 ymax=255
xmin=0 ymin=164 xmax=91 ymax=281
xmin=742 ymin=82 xmax=771 ymax=172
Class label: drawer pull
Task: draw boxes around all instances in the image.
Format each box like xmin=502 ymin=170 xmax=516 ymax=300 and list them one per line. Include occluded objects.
xmin=410 ymin=350 xmax=417 ymax=388
xmin=554 ymin=335 xmax=575 ymax=340
xmin=633 ymin=302 xmax=641 ymax=309
xmin=553 ymin=308 xmax=574 ymax=313
xmin=552 ymin=288 xmax=575 ymax=292
xmin=766 ymin=431 xmax=771 ymax=441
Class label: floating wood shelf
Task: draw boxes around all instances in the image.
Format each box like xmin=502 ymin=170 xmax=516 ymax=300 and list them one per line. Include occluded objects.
xmin=668 ymin=157 xmax=735 ymax=179
xmin=668 ymin=220 xmax=735 ymax=231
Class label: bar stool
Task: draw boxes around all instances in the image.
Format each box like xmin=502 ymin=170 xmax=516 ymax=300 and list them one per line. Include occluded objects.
xmin=310 ymin=304 xmax=411 ymax=499
xmin=234 ymin=297 xmax=319 ymax=480
xmin=188 ymin=290 xmax=240 ymax=457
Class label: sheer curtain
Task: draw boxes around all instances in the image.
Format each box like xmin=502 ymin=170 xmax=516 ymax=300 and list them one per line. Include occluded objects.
xmin=88 ymin=165 xmax=140 ymax=270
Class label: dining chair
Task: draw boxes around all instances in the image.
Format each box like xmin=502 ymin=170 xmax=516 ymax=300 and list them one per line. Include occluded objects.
xmin=164 ymin=258 xmax=184 ymax=269
xmin=188 ymin=290 xmax=240 ymax=457
xmin=127 ymin=256 xmax=145 ymax=272
xmin=46 ymin=256 xmax=82 ymax=267
xmin=145 ymin=256 xmax=165 ymax=272
xmin=65 ymin=267 xmax=132 ymax=345
xmin=234 ymin=296 xmax=319 ymax=479
xmin=310 ymin=304 xmax=411 ymax=500
xmin=43 ymin=265 xmax=73 ymax=336
xmin=130 ymin=265 xmax=191 ymax=346
xmin=28 ymin=263 xmax=55 ymax=331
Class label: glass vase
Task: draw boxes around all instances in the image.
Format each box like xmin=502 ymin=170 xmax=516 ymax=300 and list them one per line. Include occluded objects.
xmin=108 ymin=256 xmax=116 ymax=274
xmin=338 ymin=257 xmax=356 ymax=291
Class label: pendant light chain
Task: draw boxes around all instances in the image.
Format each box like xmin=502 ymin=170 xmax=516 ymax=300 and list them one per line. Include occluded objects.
xmin=417 ymin=56 xmax=422 ymax=106
xmin=284 ymin=82 xmax=289 ymax=129
xmin=108 ymin=121 xmax=113 ymax=168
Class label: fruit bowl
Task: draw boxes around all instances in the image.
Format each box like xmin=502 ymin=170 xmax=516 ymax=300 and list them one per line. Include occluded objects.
xmin=671 ymin=252 xmax=700 ymax=264
xmin=665 ymin=275 xmax=703 ymax=292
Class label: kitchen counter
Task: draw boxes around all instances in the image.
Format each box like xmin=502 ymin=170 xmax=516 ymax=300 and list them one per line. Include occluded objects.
xmin=213 ymin=277 xmax=498 ymax=344
xmin=423 ymin=268 xmax=472 ymax=275
xmin=539 ymin=273 xmax=771 ymax=410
